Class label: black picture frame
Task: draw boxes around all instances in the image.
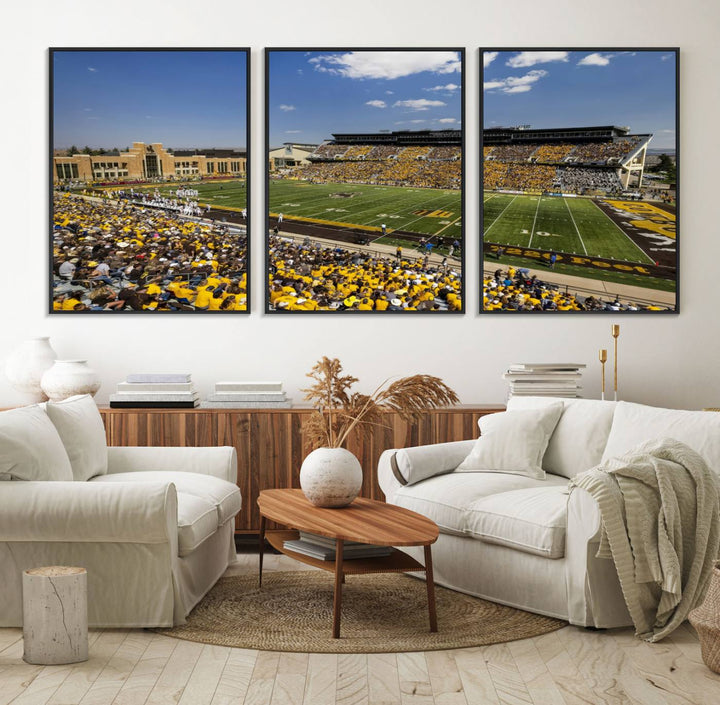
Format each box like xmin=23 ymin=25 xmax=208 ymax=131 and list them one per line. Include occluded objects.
xmin=265 ymin=47 xmax=465 ymax=314
xmin=49 ymin=47 xmax=251 ymax=314
xmin=480 ymin=48 xmax=679 ymax=314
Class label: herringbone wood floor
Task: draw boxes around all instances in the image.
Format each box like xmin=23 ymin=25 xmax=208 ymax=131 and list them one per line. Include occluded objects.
xmin=0 ymin=553 xmax=718 ymax=704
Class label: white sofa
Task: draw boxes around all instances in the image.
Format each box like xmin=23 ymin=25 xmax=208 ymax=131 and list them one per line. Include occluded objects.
xmin=378 ymin=397 xmax=720 ymax=628
xmin=0 ymin=395 xmax=241 ymax=628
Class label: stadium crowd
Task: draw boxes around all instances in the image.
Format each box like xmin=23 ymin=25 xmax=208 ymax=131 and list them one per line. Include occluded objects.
xmin=286 ymin=143 xmax=462 ymax=189
xmin=52 ymin=193 xmax=247 ymax=312
xmin=268 ymin=236 xmax=462 ymax=311
xmin=483 ymin=266 xmax=669 ymax=312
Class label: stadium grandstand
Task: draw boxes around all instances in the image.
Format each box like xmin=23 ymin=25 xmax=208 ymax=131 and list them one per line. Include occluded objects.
xmin=281 ymin=129 xmax=462 ymax=189
xmin=483 ymin=125 xmax=651 ymax=195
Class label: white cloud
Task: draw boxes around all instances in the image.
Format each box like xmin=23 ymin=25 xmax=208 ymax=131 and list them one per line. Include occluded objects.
xmin=278 ymin=104 xmax=295 ymax=112
xmin=385 ymin=90 xmax=394 ymax=95
xmin=309 ymin=51 xmax=460 ymax=80
xmin=483 ymin=52 xmax=498 ymax=68
xmin=425 ymin=83 xmax=460 ymax=93
xmin=437 ymin=118 xmax=457 ymax=123
xmin=506 ymin=51 xmax=568 ymax=68
xmin=578 ymin=52 xmax=612 ymax=67
xmin=365 ymin=100 xmax=387 ymax=108
xmin=393 ymin=98 xmax=446 ymax=111
xmin=87 ymin=67 xmax=97 ymax=72
xmin=285 ymin=130 xmax=301 ymax=134
xmin=483 ymin=69 xmax=548 ymax=94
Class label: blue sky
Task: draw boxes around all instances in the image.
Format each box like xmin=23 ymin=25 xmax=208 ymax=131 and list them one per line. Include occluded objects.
xmin=53 ymin=50 xmax=247 ymax=149
xmin=268 ymin=50 xmax=462 ymax=147
xmin=483 ymin=50 xmax=677 ymax=150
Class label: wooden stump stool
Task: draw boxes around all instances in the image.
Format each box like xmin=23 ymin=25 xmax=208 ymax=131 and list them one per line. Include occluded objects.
xmin=22 ymin=566 xmax=88 ymax=665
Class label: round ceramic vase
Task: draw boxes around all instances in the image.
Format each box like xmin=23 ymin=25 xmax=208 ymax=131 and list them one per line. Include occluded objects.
xmin=299 ymin=447 xmax=363 ymax=508
xmin=40 ymin=360 xmax=101 ymax=402
xmin=5 ymin=337 xmax=58 ymax=402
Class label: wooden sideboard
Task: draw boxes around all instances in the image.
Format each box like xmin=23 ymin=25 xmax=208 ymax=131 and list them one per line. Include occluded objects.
xmin=99 ymin=405 xmax=504 ymax=533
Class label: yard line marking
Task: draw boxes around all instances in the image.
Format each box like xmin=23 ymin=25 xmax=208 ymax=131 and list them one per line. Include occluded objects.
xmin=589 ymin=199 xmax=654 ymax=264
xmin=563 ymin=197 xmax=588 ymax=255
xmin=483 ymin=195 xmax=517 ymax=236
xmin=527 ymin=196 xmax=542 ymax=249
xmin=436 ymin=214 xmax=462 ymax=235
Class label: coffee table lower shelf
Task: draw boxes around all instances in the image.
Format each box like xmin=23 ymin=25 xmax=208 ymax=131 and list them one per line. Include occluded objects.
xmin=265 ymin=530 xmax=425 ymax=574
xmin=260 ymin=529 xmax=437 ymax=638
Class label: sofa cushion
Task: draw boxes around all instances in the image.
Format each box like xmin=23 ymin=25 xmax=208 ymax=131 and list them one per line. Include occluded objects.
xmin=508 ymin=396 xmax=616 ymax=478
xmin=176 ymin=492 xmax=220 ymax=556
xmin=466 ymin=486 xmax=570 ymax=558
xmin=601 ymin=402 xmax=720 ymax=476
xmin=91 ymin=471 xmax=241 ymax=525
xmin=392 ymin=440 xmax=476 ymax=486
xmin=393 ymin=471 xmax=568 ymax=536
xmin=0 ymin=405 xmax=73 ymax=481
xmin=45 ymin=395 xmax=108 ymax=481
xmin=456 ymin=404 xmax=563 ymax=479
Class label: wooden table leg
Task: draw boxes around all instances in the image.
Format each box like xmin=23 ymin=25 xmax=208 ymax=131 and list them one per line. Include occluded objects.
xmin=424 ymin=544 xmax=438 ymax=633
xmin=258 ymin=515 xmax=266 ymax=588
xmin=332 ymin=539 xmax=344 ymax=639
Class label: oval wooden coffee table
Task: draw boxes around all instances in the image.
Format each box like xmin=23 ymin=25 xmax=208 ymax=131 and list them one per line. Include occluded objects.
xmin=257 ymin=488 xmax=439 ymax=639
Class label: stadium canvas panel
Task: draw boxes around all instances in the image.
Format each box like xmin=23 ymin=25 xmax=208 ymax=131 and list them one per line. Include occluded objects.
xmin=482 ymin=49 xmax=678 ymax=313
xmin=266 ymin=48 xmax=464 ymax=313
xmin=50 ymin=48 xmax=250 ymax=314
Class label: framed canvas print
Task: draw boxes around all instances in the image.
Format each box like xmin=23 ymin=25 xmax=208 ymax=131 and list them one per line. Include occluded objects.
xmin=265 ymin=48 xmax=464 ymax=313
xmin=481 ymin=48 xmax=678 ymax=313
xmin=50 ymin=48 xmax=250 ymax=313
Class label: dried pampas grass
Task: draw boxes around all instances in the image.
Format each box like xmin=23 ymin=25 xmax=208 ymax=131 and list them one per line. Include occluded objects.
xmin=302 ymin=356 xmax=459 ymax=449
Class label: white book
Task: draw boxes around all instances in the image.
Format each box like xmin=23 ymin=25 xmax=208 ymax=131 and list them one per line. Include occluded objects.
xmin=214 ymin=381 xmax=283 ymax=392
xmin=508 ymin=363 xmax=586 ymax=371
xmin=126 ymin=373 xmax=192 ymax=383
xmin=117 ymin=382 xmax=195 ymax=392
xmin=110 ymin=392 xmax=199 ymax=402
xmin=207 ymin=392 xmax=287 ymax=402
xmin=199 ymin=400 xmax=293 ymax=409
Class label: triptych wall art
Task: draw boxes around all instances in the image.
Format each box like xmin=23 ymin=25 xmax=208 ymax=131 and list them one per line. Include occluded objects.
xmin=49 ymin=47 xmax=678 ymax=315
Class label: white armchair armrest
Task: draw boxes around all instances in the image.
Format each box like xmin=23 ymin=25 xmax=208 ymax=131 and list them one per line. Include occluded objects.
xmin=106 ymin=446 xmax=237 ymax=483
xmin=378 ymin=440 xmax=475 ymax=500
xmin=0 ymin=481 xmax=177 ymax=545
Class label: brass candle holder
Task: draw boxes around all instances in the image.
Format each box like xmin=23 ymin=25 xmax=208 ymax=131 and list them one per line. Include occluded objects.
xmin=599 ymin=349 xmax=607 ymax=401
xmin=611 ymin=324 xmax=620 ymax=401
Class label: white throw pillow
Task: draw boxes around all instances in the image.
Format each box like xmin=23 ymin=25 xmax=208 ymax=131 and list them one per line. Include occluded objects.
xmin=45 ymin=395 xmax=108 ymax=481
xmin=392 ymin=440 xmax=476 ymax=486
xmin=0 ymin=405 xmax=73 ymax=481
xmin=508 ymin=396 xmax=616 ymax=478
xmin=456 ymin=404 xmax=564 ymax=479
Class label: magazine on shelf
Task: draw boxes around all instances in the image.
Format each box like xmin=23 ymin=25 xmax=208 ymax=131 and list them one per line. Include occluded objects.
xmin=283 ymin=538 xmax=393 ymax=561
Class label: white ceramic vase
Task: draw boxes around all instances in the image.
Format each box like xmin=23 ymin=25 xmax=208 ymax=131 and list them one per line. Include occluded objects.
xmin=40 ymin=360 xmax=101 ymax=402
xmin=299 ymin=447 xmax=363 ymax=508
xmin=4 ymin=337 xmax=58 ymax=402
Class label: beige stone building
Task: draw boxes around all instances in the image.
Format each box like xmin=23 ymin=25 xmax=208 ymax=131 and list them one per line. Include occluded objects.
xmin=53 ymin=142 xmax=247 ymax=183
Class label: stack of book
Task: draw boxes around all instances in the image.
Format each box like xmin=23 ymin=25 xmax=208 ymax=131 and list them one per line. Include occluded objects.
xmin=200 ymin=381 xmax=292 ymax=408
xmin=109 ymin=373 xmax=199 ymax=408
xmin=503 ymin=363 xmax=585 ymax=399
xmin=283 ymin=531 xmax=393 ymax=561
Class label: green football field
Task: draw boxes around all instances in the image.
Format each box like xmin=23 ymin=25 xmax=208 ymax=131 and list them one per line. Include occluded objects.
xmin=268 ymin=179 xmax=462 ymax=237
xmin=483 ymin=193 xmax=654 ymax=264
xmin=131 ymin=180 xmax=247 ymax=211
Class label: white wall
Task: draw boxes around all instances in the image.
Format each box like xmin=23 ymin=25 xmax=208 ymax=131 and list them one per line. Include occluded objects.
xmin=1 ymin=0 xmax=718 ymax=409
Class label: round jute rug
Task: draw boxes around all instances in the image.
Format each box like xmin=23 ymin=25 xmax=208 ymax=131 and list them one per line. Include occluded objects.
xmin=155 ymin=571 xmax=566 ymax=653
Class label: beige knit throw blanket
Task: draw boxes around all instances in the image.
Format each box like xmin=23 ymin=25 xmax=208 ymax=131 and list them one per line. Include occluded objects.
xmin=571 ymin=438 xmax=720 ymax=642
